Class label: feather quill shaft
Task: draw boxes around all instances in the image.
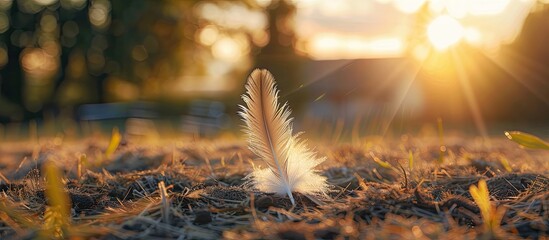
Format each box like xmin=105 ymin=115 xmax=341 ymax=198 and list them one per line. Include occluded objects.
xmin=240 ymin=69 xmax=328 ymax=206
xmin=240 ymin=69 xmax=295 ymax=204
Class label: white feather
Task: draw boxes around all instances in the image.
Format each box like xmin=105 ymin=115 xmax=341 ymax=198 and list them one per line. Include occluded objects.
xmin=239 ymin=69 xmax=328 ymax=205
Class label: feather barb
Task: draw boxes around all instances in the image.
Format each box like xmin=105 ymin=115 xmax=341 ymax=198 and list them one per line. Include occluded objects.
xmin=240 ymin=69 xmax=328 ymax=206
xmin=240 ymin=69 xmax=295 ymax=204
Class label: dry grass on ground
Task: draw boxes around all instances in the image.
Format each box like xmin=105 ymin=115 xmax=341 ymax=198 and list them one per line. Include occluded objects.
xmin=0 ymin=135 xmax=548 ymax=239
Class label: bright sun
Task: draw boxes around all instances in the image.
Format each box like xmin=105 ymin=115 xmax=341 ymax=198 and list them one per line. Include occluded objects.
xmin=427 ymin=15 xmax=464 ymax=51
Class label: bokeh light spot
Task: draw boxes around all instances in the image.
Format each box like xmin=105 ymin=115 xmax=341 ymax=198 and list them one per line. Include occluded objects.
xmin=0 ymin=0 xmax=13 ymax=10
xmin=132 ymin=45 xmax=148 ymax=62
xmin=212 ymin=37 xmax=242 ymax=61
xmin=21 ymin=48 xmax=59 ymax=78
xmin=0 ymin=12 xmax=9 ymax=33
xmin=198 ymin=25 xmax=218 ymax=46
xmin=89 ymin=0 xmax=111 ymax=29
xmin=40 ymin=14 xmax=57 ymax=32
xmin=62 ymin=21 xmax=79 ymax=38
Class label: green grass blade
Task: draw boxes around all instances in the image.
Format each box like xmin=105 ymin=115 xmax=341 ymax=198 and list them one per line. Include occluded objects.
xmin=505 ymin=131 xmax=549 ymax=150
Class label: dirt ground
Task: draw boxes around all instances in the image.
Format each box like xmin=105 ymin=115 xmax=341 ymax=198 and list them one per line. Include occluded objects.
xmin=0 ymin=135 xmax=548 ymax=239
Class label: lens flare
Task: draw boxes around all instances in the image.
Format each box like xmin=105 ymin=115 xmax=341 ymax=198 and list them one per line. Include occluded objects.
xmin=427 ymin=15 xmax=464 ymax=51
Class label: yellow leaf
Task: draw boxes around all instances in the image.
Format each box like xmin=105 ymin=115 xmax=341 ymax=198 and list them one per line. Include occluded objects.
xmin=42 ymin=161 xmax=71 ymax=239
xmin=505 ymin=131 xmax=549 ymax=150
xmin=369 ymin=152 xmax=393 ymax=169
xmin=470 ymin=180 xmax=490 ymax=228
xmin=43 ymin=162 xmax=70 ymax=219
xmin=498 ymin=156 xmax=512 ymax=172
xmin=105 ymin=127 xmax=122 ymax=158
xmin=470 ymin=179 xmax=505 ymax=234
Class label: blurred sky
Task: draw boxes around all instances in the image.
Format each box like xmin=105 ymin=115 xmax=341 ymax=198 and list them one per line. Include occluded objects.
xmin=292 ymin=0 xmax=534 ymax=59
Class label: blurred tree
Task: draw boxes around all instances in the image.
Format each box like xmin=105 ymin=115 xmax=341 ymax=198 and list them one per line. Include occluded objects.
xmin=0 ymin=0 xmax=296 ymax=123
xmin=0 ymin=0 xmax=200 ymax=122
xmin=254 ymin=0 xmax=307 ymax=114
xmin=0 ymin=0 xmax=100 ymax=121
xmin=104 ymin=0 xmax=196 ymax=101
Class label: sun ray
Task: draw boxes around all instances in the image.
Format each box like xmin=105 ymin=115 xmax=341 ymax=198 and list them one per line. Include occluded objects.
xmin=380 ymin=59 xmax=425 ymax=136
xmin=480 ymin=49 xmax=549 ymax=106
xmin=502 ymin=49 xmax=549 ymax=84
xmin=282 ymin=60 xmax=357 ymax=98
xmin=450 ymin=48 xmax=489 ymax=139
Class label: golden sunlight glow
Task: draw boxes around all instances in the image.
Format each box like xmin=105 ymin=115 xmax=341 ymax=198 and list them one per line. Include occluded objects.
xmin=306 ymin=33 xmax=404 ymax=59
xmin=211 ymin=36 xmax=243 ymax=61
xmin=393 ymin=0 xmax=426 ymax=13
xmin=433 ymin=0 xmax=513 ymax=17
xmin=319 ymin=1 xmax=350 ymax=16
xmin=427 ymin=15 xmax=463 ymax=50
xmin=467 ymin=0 xmax=510 ymax=16
xmin=293 ymin=0 xmax=536 ymax=59
xmin=369 ymin=38 xmax=404 ymax=53
xmin=464 ymin=27 xmax=482 ymax=45
xmin=445 ymin=1 xmax=467 ymax=18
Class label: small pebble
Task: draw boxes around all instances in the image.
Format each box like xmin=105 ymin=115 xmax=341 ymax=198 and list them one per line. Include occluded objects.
xmin=255 ymin=196 xmax=274 ymax=210
xmin=193 ymin=210 xmax=212 ymax=225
